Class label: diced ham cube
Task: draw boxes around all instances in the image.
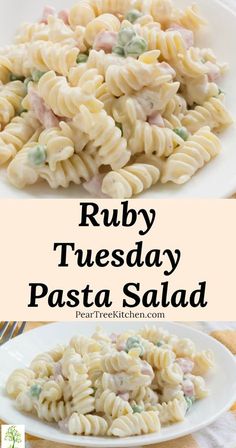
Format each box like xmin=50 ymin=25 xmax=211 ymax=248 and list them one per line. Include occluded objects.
xmin=110 ymin=333 xmax=118 ymax=343
xmin=117 ymin=392 xmax=129 ymax=401
xmin=83 ymin=174 xmax=108 ymax=198
xmin=182 ymin=378 xmax=195 ymax=397
xmin=141 ymin=361 xmax=154 ymax=379
xmin=148 ymin=112 xmax=165 ymax=127
xmin=58 ymin=418 xmax=69 ymax=432
xmin=58 ymin=9 xmax=69 ymax=25
xmin=204 ymin=61 xmax=221 ymax=81
xmin=28 ymin=87 xmax=60 ymax=128
xmin=53 ymin=362 xmax=62 ymax=377
xmin=116 ymin=341 xmax=126 ymax=352
xmin=93 ymin=31 xmax=118 ymax=53
xmin=40 ymin=5 xmax=56 ymax=24
xmin=176 ymin=358 xmax=194 ymax=374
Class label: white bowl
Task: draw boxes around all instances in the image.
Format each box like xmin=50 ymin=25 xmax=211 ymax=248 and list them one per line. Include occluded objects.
xmin=0 ymin=0 xmax=236 ymax=198
xmin=0 ymin=321 xmax=236 ymax=447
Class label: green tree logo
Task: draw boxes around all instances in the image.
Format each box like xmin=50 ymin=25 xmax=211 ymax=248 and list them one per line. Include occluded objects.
xmin=4 ymin=426 xmax=22 ymax=448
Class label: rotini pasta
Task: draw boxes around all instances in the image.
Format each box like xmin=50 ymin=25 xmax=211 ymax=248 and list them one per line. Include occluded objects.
xmin=38 ymin=71 xmax=103 ymax=118
xmin=0 ymin=1 xmax=232 ymax=197
xmin=85 ymin=14 xmax=120 ymax=46
xmin=74 ymin=105 xmax=130 ymax=169
xmin=15 ymin=22 xmax=49 ymax=44
xmin=69 ymin=369 xmax=95 ymax=414
xmin=101 ymin=163 xmax=160 ymax=198
xmin=157 ymin=396 xmax=188 ymax=424
xmin=36 ymin=122 xmax=75 ymax=171
xmin=109 ymin=411 xmax=161 ymax=436
xmin=29 ymin=41 xmax=79 ymax=76
xmin=6 ymin=368 xmax=35 ymax=399
xmin=35 ymin=400 xmax=72 ymax=422
xmin=6 ymin=325 xmax=215 ymax=438
xmin=127 ymin=118 xmax=183 ymax=156
xmin=96 ymin=389 xmax=132 ymax=418
xmin=37 ymin=152 xmax=99 ymax=188
xmin=0 ymin=112 xmax=39 ymax=165
xmin=68 ymin=413 xmax=108 ymax=435
xmin=105 ymin=58 xmax=170 ymax=96
xmin=161 ymin=126 xmax=222 ymax=184
xmin=182 ymin=96 xmax=233 ymax=133
xmin=0 ymin=81 xmax=26 ymax=128
xmin=192 ymin=350 xmax=215 ymax=375
xmin=143 ymin=346 xmax=175 ymax=369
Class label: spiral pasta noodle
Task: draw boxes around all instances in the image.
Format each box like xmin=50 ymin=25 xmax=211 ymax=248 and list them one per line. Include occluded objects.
xmin=96 ymin=390 xmax=132 ymax=418
xmin=0 ymin=81 xmax=26 ymax=128
xmin=130 ymin=121 xmax=183 ymax=158
xmin=105 ymin=59 xmax=169 ymax=96
xmin=37 ymin=122 xmax=75 ymax=171
xmin=29 ymin=41 xmax=79 ymax=76
xmin=38 ymin=71 xmax=103 ymax=118
xmin=109 ymin=411 xmax=161 ymax=437
xmin=177 ymin=4 xmax=207 ymax=31
xmin=70 ymin=335 xmax=101 ymax=356
xmin=74 ymin=105 xmax=130 ymax=169
xmin=102 ymin=163 xmax=160 ymax=198
xmin=161 ymin=126 xmax=222 ymax=185
xmin=155 ymin=363 xmax=184 ymax=387
xmin=68 ymin=413 xmax=108 ymax=435
xmin=143 ymin=347 xmax=175 ymax=369
xmin=6 ymin=369 xmax=35 ymax=399
xmin=0 ymin=0 xmax=232 ymax=197
xmin=0 ymin=112 xmax=39 ymax=165
xmin=39 ymin=153 xmax=99 ymax=189
xmin=15 ymin=22 xmax=49 ymax=44
xmin=85 ymin=14 xmax=120 ymax=46
xmin=35 ymin=400 xmax=72 ymax=422
xmin=70 ymin=370 xmax=95 ymax=414
xmin=182 ymin=96 xmax=233 ymax=133
xmin=157 ymin=396 xmax=188 ymax=424
xmin=192 ymin=350 xmax=215 ymax=375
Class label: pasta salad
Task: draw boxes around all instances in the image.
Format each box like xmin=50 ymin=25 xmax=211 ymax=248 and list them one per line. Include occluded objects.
xmin=6 ymin=325 xmax=215 ymax=438
xmin=0 ymin=0 xmax=233 ymax=197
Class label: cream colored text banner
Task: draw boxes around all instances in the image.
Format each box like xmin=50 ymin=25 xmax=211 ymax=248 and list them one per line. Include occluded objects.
xmin=0 ymin=199 xmax=234 ymax=321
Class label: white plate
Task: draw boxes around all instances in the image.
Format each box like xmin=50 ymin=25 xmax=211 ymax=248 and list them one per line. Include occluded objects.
xmin=0 ymin=321 xmax=236 ymax=447
xmin=0 ymin=0 xmax=236 ymax=198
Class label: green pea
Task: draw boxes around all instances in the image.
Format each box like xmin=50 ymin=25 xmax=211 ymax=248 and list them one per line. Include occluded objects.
xmin=10 ymin=73 xmax=25 ymax=82
xmin=32 ymin=70 xmax=47 ymax=83
xmin=117 ymin=28 xmax=137 ymax=46
xmin=28 ymin=145 xmax=47 ymax=166
xmin=126 ymin=9 xmax=143 ymax=24
xmin=76 ymin=53 xmax=88 ymax=64
xmin=30 ymin=384 xmax=42 ymax=399
xmin=126 ymin=336 xmax=140 ymax=350
xmin=173 ymin=127 xmax=189 ymax=141
xmin=156 ymin=341 xmax=164 ymax=347
xmin=125 ymin=336 xmax=144 ymax=355
xmin=112 ymin=45 xmax=125 ymax=57
xmin=124 ymin=36 xmax=148 ymax=57
xmin=185 ymin=396 xmax=195 ymax=412
xmin=132 ymin=404 xmax=144 ymax=413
